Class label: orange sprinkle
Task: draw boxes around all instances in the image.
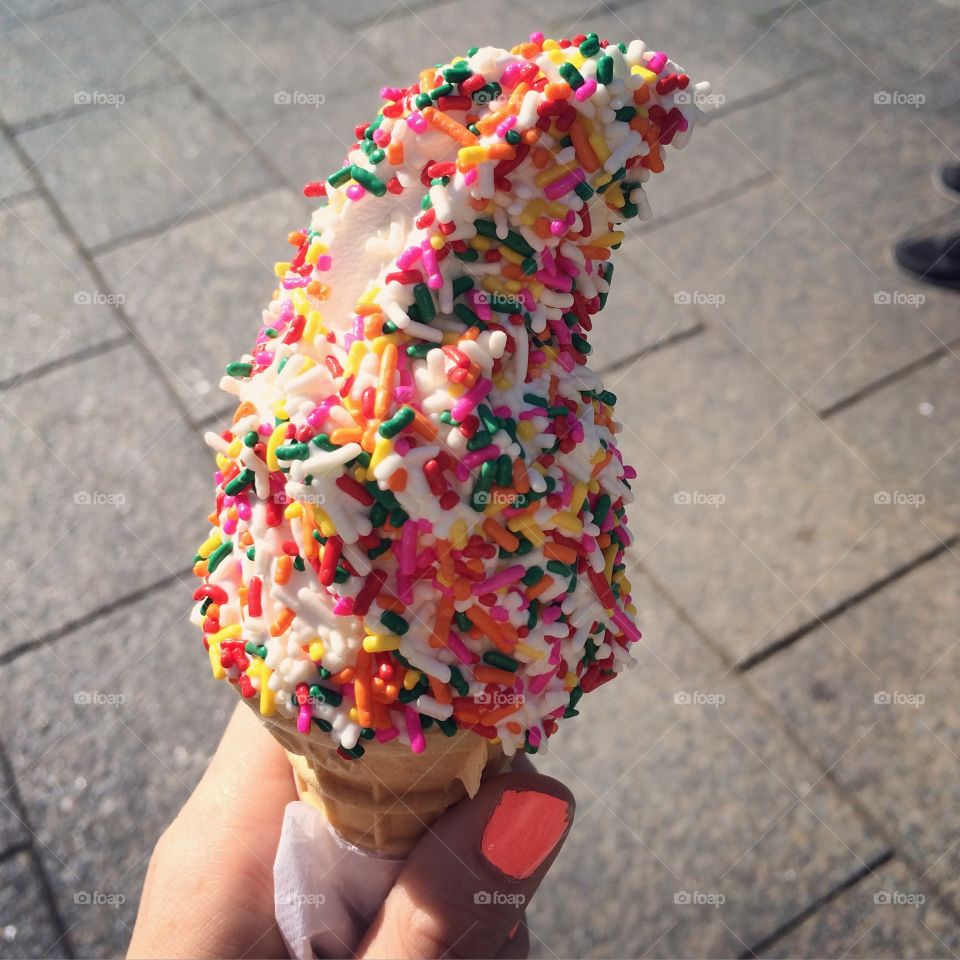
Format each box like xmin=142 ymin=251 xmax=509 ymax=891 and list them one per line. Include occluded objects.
xmin=506 ymin=721 xmax=523 ymax=735
xmin=386 ymin=140 xmax=403 ymax=164
xmin=461 ymin=326 xmax=480 ymax=342
xmin=355 ymin=301 xmax=381 ymax=316
xmin=363 ymin=313 xmax=384 ymax=338
xmin=525 ymin=574 xmax=554 ymax=600
xmin=207 ymin=510 xmax=219 ymax=526
xmin=287 ymin=230 xmax=306 ymax=245
xmin=239 ymin=531 xmax=254 ymax=547
xmin=361 ymin=421 xmax=380 ymax=452
xmin=301 ymin=507 xmax=318 ymax=560
xmin=232 ymin=400 xmax=256 ymax=423
xmin=474 ymin=665 xmax=517 ymax=686
xmin=329 ymin=667 xmax=356 ymax=685
xmin=330 ymin=426 xmax=363 ymax=445
xmin=481 ymin=703 xmax=522 ymax=725
xmin=580 ymin=245 xmax=612 ymax=261
xmin=645 ymin=141 xmax=664 ymax=173
xmin=531 ymin=146 xmax=552 ymax=168
xmin=411 ymin=409 xmax=438 ymax=440
xmin=376 ymin=343 xmax=398 ymax=419
xmin=430 ymin=594 xmax=454 ymax=648
xmin=569 ymin=119 xmax=600 ymax=173
xmin=512 ymin=458 xmax=530 ymax=494
xmin=453 ymin=703 xmax=481 ymax=724
xmin=453 ymin=578 xmax=472 ymax=601
xmin=429 ymin=675 xmax=453 ymax=705
xmin=193 ymin=560 xmax=208 ymax=578
xmin=633 ymin=83 xmax=651 ymax=105
xmin=386 ymin=467 xmax=407 ymax=492
xmin=485 ymin=142 xmax=517 ymax=160
xmin=544 ymin=81 xmax=572 ymax=100
xmin=422 ymin=106 xmax=478 ymax=146
xmin=544 ymin=542 xmax=578 ymax=565
xmin=376 ymin=593 xmax=406 ymax=613
xmin=534 ymin=216 xmax=553 ymax=239
xmin=274 ymin=555 xmax=293 ymax=585
xmin=354 ymin=650 xmax=373 ymax=728
xmin=483 ymin=518 xmax=520 ymax=553
xmin=270 ymin=606 xmax=295 ymax=636
xmin=597 ymin=533 xmax=611 ymax=549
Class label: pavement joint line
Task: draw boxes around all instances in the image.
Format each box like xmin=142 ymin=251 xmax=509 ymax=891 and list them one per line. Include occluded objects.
xmin=737 ymin=849 xmax=896 ymax=959
xmin=0 ymin=334 xmax=129 ymax=394
xmin=193 ymin=401 xmax=238 ymax=432
xmin=820 ymin=335 xmax=960 ymax=419
xmin=86 ymin=180 xmax=289 ymax=258
xmin=9 ymin=77 xmax=180 ymax=137
xmin=0 ymin=117 xmax=205 ymax=434
xmin=595 ymin=323 xmax=706 ymax=377
xmin=3 ymin=0 xmax=97 ymax=24
xmin=736 ymin=533 xmax=960 ymax=673
xmin=0 ymin=567 xmax=192 ymax=668
xmin=639 ymin=171 xmax=776 ymax=235
xmin=709 ymin=63 xmax=836 ymax=121
xmin=0 ymin=840 xmax=31 ymax=864
xmin=0 ymin=188 xmax=41 ymax=209
xmin=0 ymin=738 xmax=76 ymax=959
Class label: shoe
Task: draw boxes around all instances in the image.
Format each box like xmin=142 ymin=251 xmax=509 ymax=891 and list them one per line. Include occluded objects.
xmin=894 ymin=232 xmax=960 ymax=291
xmin=939 ymin=164 xmax=960 ymax=198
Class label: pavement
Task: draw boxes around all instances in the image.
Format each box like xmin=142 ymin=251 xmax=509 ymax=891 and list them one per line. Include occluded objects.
xmin=1 ymin=0 xmax=959 ymax=957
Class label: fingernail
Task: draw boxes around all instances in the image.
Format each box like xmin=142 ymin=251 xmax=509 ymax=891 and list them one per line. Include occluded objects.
xmin=481 ymin=788 xmax=570 ymax=880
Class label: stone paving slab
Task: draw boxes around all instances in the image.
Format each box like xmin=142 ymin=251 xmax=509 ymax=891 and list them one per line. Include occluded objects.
xmin=0 ymin=0 xmax=91 ymax=23
xmin=0 ymin=758 xmax=27 ymax=856
xmin=4 ymin=580 xmax=236 ymax=959
xmin=0 ymin=1 xmax=174 ymax=129
xmin=0 ymin=138 xmax=32 ymax=202
xmin=17 ymin=84 xmax=277 ymax=251
xmin=625 ymin=177 xmax=952 ymax=413
xmin=606 ymin=329 xmax=939 ymax=665
xmin=759 ymin=860 xmax=960 ymax=959
xmin=95 ymin=187 xmax=306 ymax=425
xmin=0 ymin=851 xmax=66 ymax=959
xmin=0 ymin=343 xmax=209 ymax=653
xmin=831 ymin=353 xmax=960 ymax=538
xmin=121 ymin=0 xmax=273 ymax=35
xmin=774 ymin=0 xmax=960 ymax=111
xmin=751 ymin=552 xmax=960 ymax=915
xmin=528 ymin=575 xmax=886 ymax=959
xmin=0 ymin=197 xmax=125 ymax=386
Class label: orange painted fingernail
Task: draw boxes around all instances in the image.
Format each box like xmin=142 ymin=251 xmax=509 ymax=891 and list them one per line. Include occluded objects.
xmin=480 ymin=789 xmax=570 ymax=879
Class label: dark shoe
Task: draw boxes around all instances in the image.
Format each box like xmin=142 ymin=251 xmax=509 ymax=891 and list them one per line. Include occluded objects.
xmin=941 ymin=164 xmax=960 ymax=196
xmin=894 ymin=232 xmax=960 ymax=291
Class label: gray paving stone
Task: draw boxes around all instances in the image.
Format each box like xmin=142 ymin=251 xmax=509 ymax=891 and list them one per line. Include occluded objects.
xmin=0 ymin=759 xmax=27 ymax=856
xmin=528 ymin=575 xmax=885 ymax=959
xmin=0 ymin=198 xmax=124 ymax=385
xmin=759 ymin=860 xmax=960 ymax=958
xmin=5 ymin=581 xmax=236 ymax=959
xmin=0 ymin=0 xmax=93 ymax=22
xmin=160 ymin=2 xmax=383 ymax=156
xmin=831 ymin=352 xmax=960 ymax=537
xmin=96 ymin=188 xmax=306 ymax=424
xmin=0 ymin=852 xmax=65 ymax=959
xmin=17 ymin=84 xmax=276 ymax=250
xmin=0 ymin=139 xmax=32 ymax=202
xmin=0 ymin=1 xmax=173 ymax=128
xmin=604 ymin=330 xmax=939 ymax=665
xmin=121 ymin=0 xmax=272 ymax=35
xmin=0 ymin=344 xmax=209 ymax=652
xmin=775 ymin=0 xmax=960 ymax=110
xmin=632 ymin=178 xmax=952 ymax=412
xmin=751 ymin=552 xmax=960 ymax=915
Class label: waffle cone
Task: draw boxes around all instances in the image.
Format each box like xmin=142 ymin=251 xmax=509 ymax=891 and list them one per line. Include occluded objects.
xmin=248 ymin=700 xmax=505 ymax=853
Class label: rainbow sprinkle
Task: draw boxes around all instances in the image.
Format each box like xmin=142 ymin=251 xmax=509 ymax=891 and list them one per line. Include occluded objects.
xmin=191 ymin=31 xmax=709 ymax=759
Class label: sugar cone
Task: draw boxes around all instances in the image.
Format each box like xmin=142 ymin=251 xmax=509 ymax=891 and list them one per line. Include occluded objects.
xmin=248 ymin=700 xmax=505 ymax=853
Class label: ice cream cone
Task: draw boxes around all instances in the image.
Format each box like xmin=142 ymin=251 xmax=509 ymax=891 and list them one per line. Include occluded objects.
xmin=249 ymin=700 xmax=504 ymax=853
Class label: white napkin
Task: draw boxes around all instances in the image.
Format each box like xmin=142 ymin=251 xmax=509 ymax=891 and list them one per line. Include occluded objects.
xmin=274 ymin=801 xmax=404 ymax=959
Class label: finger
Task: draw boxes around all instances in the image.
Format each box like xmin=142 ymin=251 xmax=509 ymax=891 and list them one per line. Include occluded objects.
xmin=358 ymin=771 xmax=574 ymax=960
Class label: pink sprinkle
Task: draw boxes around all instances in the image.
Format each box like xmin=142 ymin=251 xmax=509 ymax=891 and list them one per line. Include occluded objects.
xmin=315 ymin=255 xmax=332 ymax=271
xmin=346 ymin=184 xmax=365 ymax=200
xmin=611 ymin=606 xmax=641 ymax=643
xmin=332 ymin=596 xmax=354 ymax=615
xmin=474 ymin=564 xmax=526 ymax=594
xmin=575 ymin=78 xmax=597 ymax=102
xmin=544 ymin=168 xmax=586 ymax=201
xmin=406 ymin=111 xmax=428 ymax=133
xmin=447 ymin=633 xmax=480 ymax=664
xmin=235 ymin=496 xmax=252 ymax=521
xmin=376 ymin=727 xmax=400 ymax=743
xmin=647 ymin=51 xmax=668 ymax=74
xmin=527 ymin=726 xmax=542 ymax=747
xmin=557 ymin=350 xmax=576 ymax=372
xmin=536 ymin=270 xmax=573 ymax=292
xmin=372 ymin=128 xmax=390 ymax=146
xmin=542 ymin=605 xmax=562 ymax=624
xmin=528 ymin=671 xmax=553 ymax=694
xmin=307 ymin=398 xmax=336 ymax=428
xmin=297 ymin=704 xmax=311 ymax=734
xmin=400 ymin=522 xmax=417 ymax=576
xmin=222 ymin=518 xmax=237 ymax=535
xmin=530 ymin=31 xmax=544 ymax=44
xmin=464 ymin=168 xmax=478 ymax=186
xmin=501 ymin=62 xmax=523 ymax=89
xmin=456 ymin=443 xmax=499 ymax=480
xmin=451 ymin=377 xmax=493 ymax=421
xmin=282 ymin=277 xmax=310 ymax=289
xmin=397 ymin=246 xmax=422 ymax=269
xmin=394 ymin=436 xmax=413 ymax=455
xmin=381 ymin=86 xmax=404 ymax=101
xmin=405 ymin=706 xmax=426 ymax=753
xmin=550 ymin=220 xmax=567 ymax=236
xmin=489 ymin=606 xmax=510 ymax=622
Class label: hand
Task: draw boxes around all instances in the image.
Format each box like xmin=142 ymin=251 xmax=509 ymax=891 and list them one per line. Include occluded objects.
xmin=129 ymin=703 xmax=574 ymax=959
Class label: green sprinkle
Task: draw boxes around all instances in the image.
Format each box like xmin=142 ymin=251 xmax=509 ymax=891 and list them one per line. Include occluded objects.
xmin=224 ymin=468 xmax=254 ymax=496
xmin=449 ymin=666 xmax=469 ymax=697
xmin=379 ymin=406 xmax=415 ymax=438
xmin=430 ymin=82 xmax=454 ymax=99
xmin=597 ymin=54 xmax=614 ymax=84
xmin=275 ymin=442 xmax=310 ymax=460
xmin=244 ymin=641 xmax=267 ymax=660
xmin=350 ymin=165 xmax=387 ymax=197
xmin=614 ymin=105 xmax=637 ymax=123
xmin=559 ymin=61 xmax=585 ymax=90
xmin=206 ymin=540 xmax=233 ymax=573
xmin=312 ymin=433 xmax=338 ymax=451
xmin=413 ymin=283 xmax=436 ymax=322
xmin=327 ymin=165 xmax=353 ymax=188
xmin=574 ymin=180 xmax=595 ymax=201
xmin=443 ymin=63 xmax=473 ymax=83
xmin=414 ymin=92 xmax=432 ymax=110
xmin=482 ymin=650 xmax=518 ymax=672
xmin=226 ymin=361 xmax=253 ymax=378
xmin=380 ymin=610 xmax=409 ymax=635
xmin=437 ymin=717 xmax=458 ymax=737
xmin=454 ymin=611 xmax=473 ymax=632
xmin=592 ymin=493 xmax=611 ymax=526
xmin=407 ymin=343 xmax=438 ymax=359
xmin=243 ymin=431 xmax=259 ymax=446
xmin=547 ymin=559 xmax=572 ymax=578
xmin=522 ymin=566 xmax=544 ymax=586
xmin=452 ymin=275 xmax=474 ymax=297
xmin=309 ymin=684 xmax=343 ymax=706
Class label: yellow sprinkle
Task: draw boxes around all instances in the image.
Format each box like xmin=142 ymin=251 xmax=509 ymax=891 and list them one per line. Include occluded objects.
xmin=210 ymin=624 xmax=242 ymax=645
xmin=430 ymin=235 xmax=445 ymax=250
xmin=368 ymin=435 xmax=392 ymax=476
xmin=551 ymin=511 xmax=582 ymax=534
xmin=564 ymin=671 xmax=578 ymax=690
xmin=527 ymin=279 xmax=545 ymax=299
xmin=215 ymin=453 xmax=230 ymax=473
xmin=592 ymin=230 xmax=626 ymax=247
xmin=304 ymin=310 xmax=324 ymax=341
xmin=273 ymin=400 xmax=288 ymax=421
xmin=517 ymin=421 xmax=536 ymax=441
xmin=274 ymin=261 xmax=290 ymax=277
xmin=631 ymin=65 xmax=658 ymax=83
xmin=208 ymin=641 xmax=226 ymax=680
xmin=450 ymin=518 xmax=468 ymax=549
xmin=534 ymin=161 xmax=580 ymax=189
xmin=589 ymin=131 xmax=611 ymax=163
xmin=458 ymin=145 xmax=488 ymax=165
xmin=349 ymin=706 xmax=359 ymax=723
xmin=515 ymin=641 xmax=544 ymax=661
xmin=305 ymin=238 xmax=326 ymax=265
xmin=197 ymin=532 xmax=222 ymax=559
xmin=603 ymin=544 xmax=618 ymax=582
xmin=570 ymin=482 xmax=588 ymax=516
xmin=363 ymin=633 xmax=402 ymax=653
xmin=545 ymin=48 xmax=565 ymax=64
xmin=470 ymin=235 xmax=493 ymax=251
xmin=257 ymin=665 xmax=276 ymax=716
xmin=308 ymin=639 xmax=325 ymax=661
xmin=266 ymin=422 xmax=286 ymax=471
xmin=226 ymin=437 xmax=242 ymax=458
xmin=492 ymin=374 xmax=511 ymax=391
xmin=587 ymin=479 xmax=601 ymax=494
xmin=313 ymin=505 xmax=336 ymax=537
xmin=542 ymin=38 xmax=560 ymax=51
xmin=359 ymin=285 xmax=380 ymax=306
xmin=592 ymin=171 xmax=613 ymax=188
xmin=403 ymin=669 xmax=422 ymax=691
xmin=499 ymin=247 xmax=524 ymax=266
xmin=345 ymin=339 xmax=367 ymax=377
xmin=569 ymin=52 xmax=586 ymax=69
xmin=283 ymin=502 xmax=303 ymax=520
xmin=291 ymin=289 xmax=308 ymax=316
xmin=519 ymin=199 xmax=545 ymax=226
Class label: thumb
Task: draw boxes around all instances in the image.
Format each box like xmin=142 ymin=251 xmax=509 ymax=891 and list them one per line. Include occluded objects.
xmin=357 ymin=770 xmax=574 ymax=959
